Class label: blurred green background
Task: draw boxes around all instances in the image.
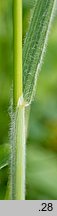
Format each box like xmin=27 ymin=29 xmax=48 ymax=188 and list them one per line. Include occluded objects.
xmin=0 ymin=0 xmax=57 ymax=200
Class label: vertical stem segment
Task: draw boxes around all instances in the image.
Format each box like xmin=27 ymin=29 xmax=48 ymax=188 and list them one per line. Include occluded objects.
xmin=11 ymin=0 xmax=25 ymax=200
xmin=13 ymin=0 xmax=22 ymax=107
xmin=15 ymin=106 xmax=25 ymax=200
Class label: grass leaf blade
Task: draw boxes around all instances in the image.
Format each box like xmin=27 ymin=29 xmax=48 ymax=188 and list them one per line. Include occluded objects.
xmin=23 ymin=0 xmax=56 ymax=104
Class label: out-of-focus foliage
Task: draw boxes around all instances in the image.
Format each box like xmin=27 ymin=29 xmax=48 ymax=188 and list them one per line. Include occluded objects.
xmin=0 ymin=0 xmax=12 ymax=144
xmin=0 ymin=0 xmax=12 ymax=199
xmin=0 ymin=0 xmax=57 ymax=199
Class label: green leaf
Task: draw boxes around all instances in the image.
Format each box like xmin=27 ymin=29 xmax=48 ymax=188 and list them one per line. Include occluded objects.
xmin=23 ymin=0 xmax=56 ymax=104
xmin=0 ymin=144 xmax=9 ymax=170
xmin=0 ymin=144 xmax=9 ymax=199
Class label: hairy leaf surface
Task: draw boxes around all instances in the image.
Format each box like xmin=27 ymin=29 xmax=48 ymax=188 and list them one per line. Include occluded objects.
xmin=23 ymin=0 xmax=56 ymax=104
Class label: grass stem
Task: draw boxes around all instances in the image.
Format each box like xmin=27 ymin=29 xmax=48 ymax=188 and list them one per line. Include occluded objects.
xmin=13 ymin=0 xmax=22 ymax=107
xmin=10 ymin=0 xmax=25 ymax=200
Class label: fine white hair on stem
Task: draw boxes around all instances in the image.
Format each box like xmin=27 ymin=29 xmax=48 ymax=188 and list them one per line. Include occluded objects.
xmin=8 ymin=86 xmax=16 ymax=199
xmin=9 ymin=87 xmax=26 ymax=199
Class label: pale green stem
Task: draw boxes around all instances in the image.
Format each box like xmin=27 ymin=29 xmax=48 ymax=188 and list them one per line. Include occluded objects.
xmin=13 ymin=0 xmax=22 ymax=107
xmin=15 ymin=106 xmax=25 ymax=200
xmin=10 ymin=0 xmax=25 ymax=200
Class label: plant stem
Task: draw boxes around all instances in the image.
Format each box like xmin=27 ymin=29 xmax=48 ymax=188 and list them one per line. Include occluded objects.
xmin=11 ymin=0 xmax=25 ymax=200
xmin=15 ymin=106 xmax=25 ymax=200
xmin=13 ymin=0 xmax=22 ymax=107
